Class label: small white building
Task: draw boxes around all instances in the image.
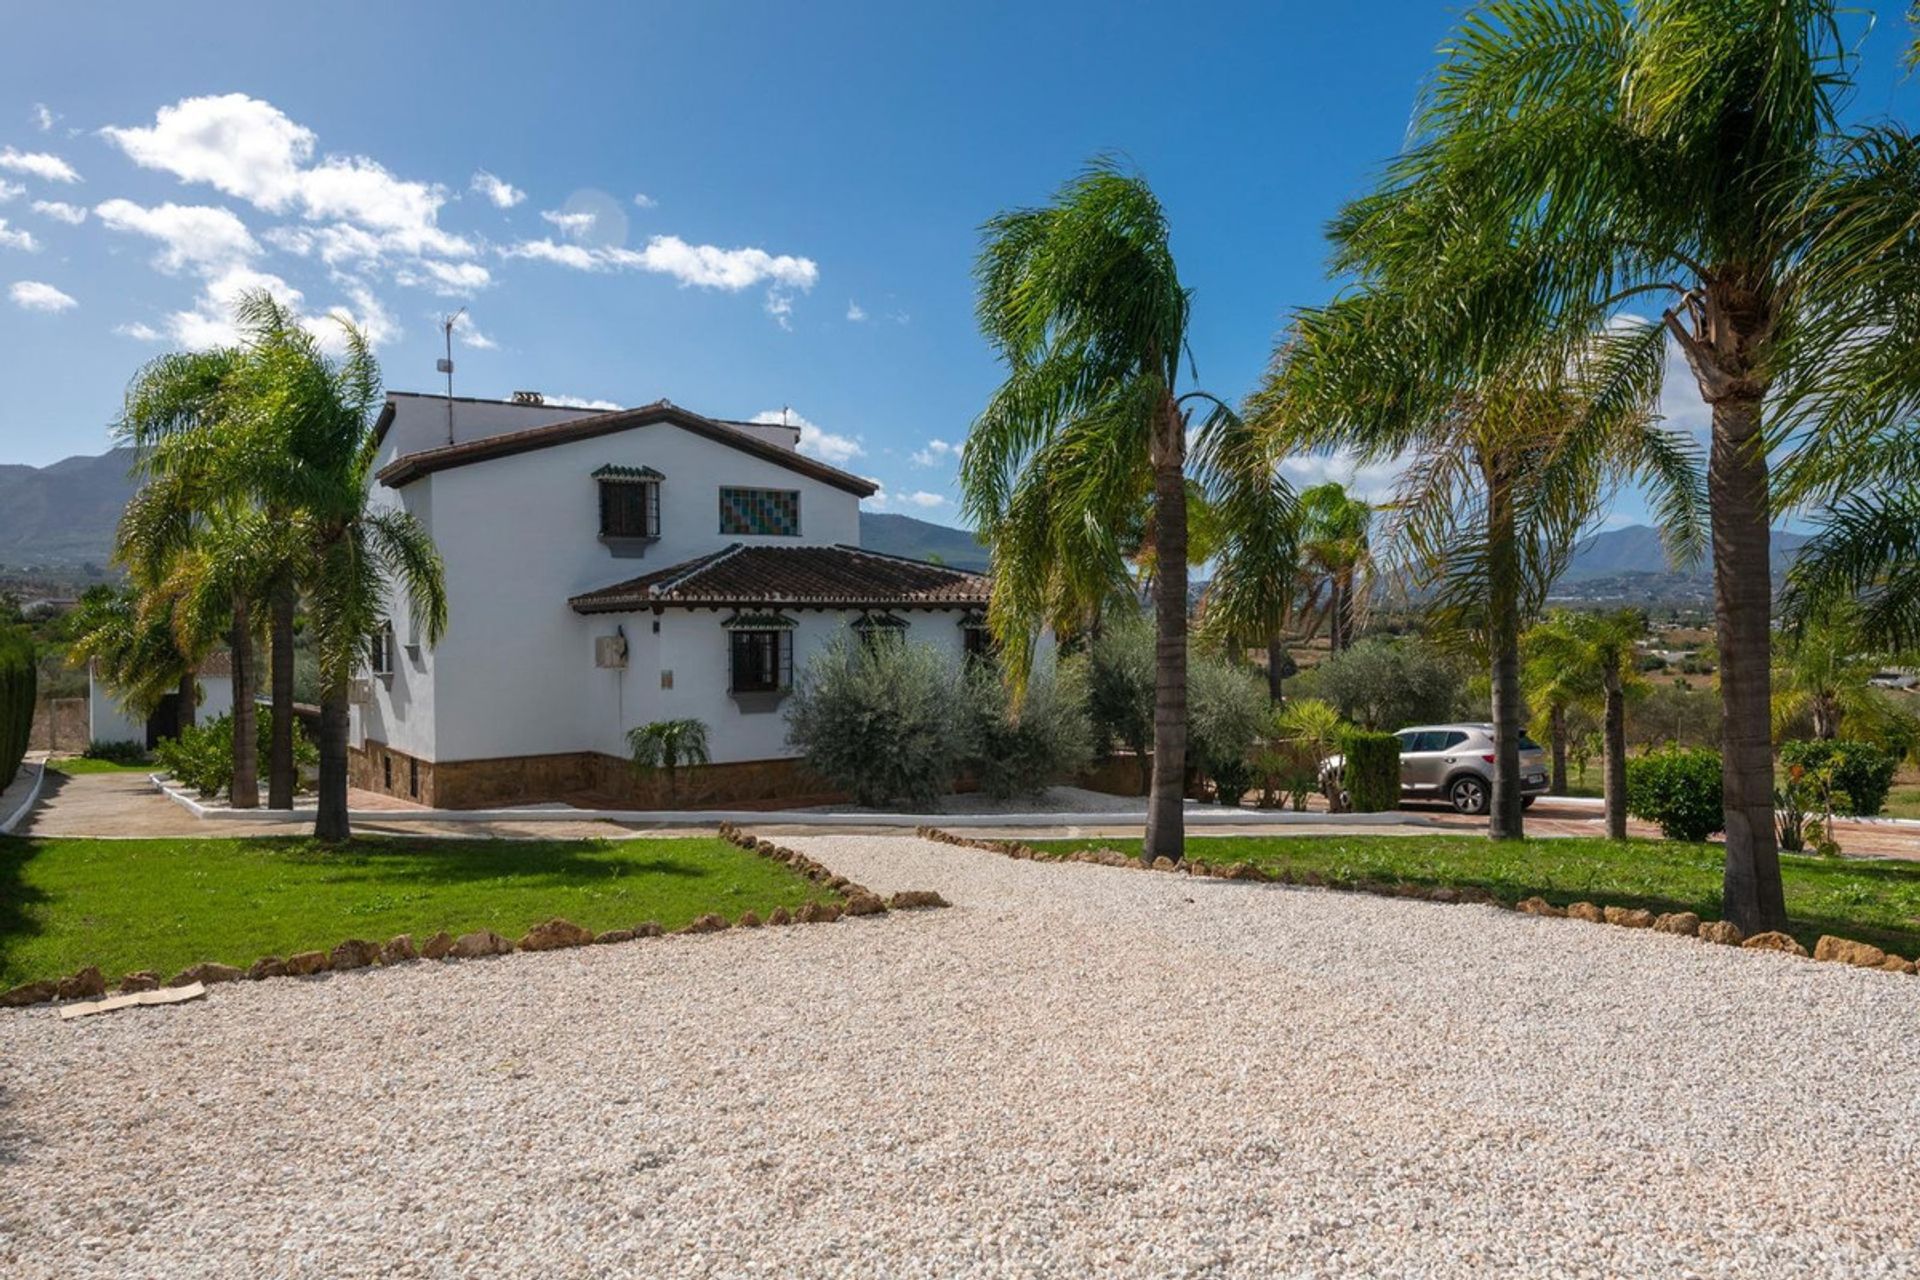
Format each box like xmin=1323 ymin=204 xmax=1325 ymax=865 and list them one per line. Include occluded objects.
xmin=352 ymin=392 xmax=995 ymax=808
xmin=88 ymin=652 xmax=235 ymax=749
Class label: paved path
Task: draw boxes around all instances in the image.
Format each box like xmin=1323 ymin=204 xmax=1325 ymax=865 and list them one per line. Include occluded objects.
xmin=2 ymin=833 xmax=1916 ymax=1277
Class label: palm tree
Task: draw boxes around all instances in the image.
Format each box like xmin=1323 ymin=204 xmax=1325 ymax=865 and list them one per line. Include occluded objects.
xmin=628 ymin=719 xmax=712 ymax=804
xmin=1270 ymin=696 xmax=1348 ymax=813
xmin=1256 ymin=306 xmax=1703 ymax=840
xmin=114 ymin=347 xmax=279 ymax=807
xmin=1287 ymin=0 xmax=1894 ymax=930
xmin=961 ymin=160 xmax=1243 ymax=864
xmin=1770 ymin=607 xmax=1892 ymax=743
xmin=1196 ymin=431 xmax=1300 ymax=703
xmin=1294 ymin=483 xmax=1371 ymax=653
xmin=232 ymin=294 xmax=446 ymax=842
xmin=66 ymin=584 xmax=196 ymax=734
xmin=1524 ymin=609 xmax=1645 ymax=839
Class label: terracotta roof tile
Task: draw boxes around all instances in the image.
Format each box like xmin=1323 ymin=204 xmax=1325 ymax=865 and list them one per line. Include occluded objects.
xmin=569 ymin=544 xmax=991 ymax=614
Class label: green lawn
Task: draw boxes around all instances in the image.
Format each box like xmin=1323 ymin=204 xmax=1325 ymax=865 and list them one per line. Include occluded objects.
xmin=1030 ymin=834 xmax=1920 ymax=959
xmin=1885 ymin=784 xmax=1920 ymax=821
xmin=0 ymin=835 xmax=839 ymax=987
xmin=46 ymin=756 xmax=154 ymax=776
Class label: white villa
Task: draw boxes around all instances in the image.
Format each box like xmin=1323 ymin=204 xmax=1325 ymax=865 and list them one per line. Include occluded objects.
xmin=353 ymin=391 xmax=994 ymax=808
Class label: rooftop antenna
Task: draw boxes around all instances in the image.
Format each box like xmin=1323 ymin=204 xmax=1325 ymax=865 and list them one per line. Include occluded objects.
xmin=438 ymin=307 xmax=466 ymax=445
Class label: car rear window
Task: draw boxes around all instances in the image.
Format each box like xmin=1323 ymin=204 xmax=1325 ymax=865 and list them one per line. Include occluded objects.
xmin=1518 ymin=733 xmax=1542 ymax=750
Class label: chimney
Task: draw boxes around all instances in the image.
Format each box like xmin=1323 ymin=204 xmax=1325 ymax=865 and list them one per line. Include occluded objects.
xmin=511 ymin=390 xmax=545 ymax=406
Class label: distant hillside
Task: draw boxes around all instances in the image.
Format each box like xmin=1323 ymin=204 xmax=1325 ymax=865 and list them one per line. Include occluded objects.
xmin=858 ymin=512 xmax=989 ymax=571
xmin=0 ymin=448 xmax=137 ymax=569
xmin=1564 ymin=523 xmax=1810 ymax=580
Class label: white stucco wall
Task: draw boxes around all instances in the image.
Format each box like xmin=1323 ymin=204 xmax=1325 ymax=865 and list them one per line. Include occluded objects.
xmin=89 ymin=672 xmax=234 ymax=746
xmin=578 ymin=608 xmax=980 ymax=764
xmin=356 ymin=413 xmax=868 ymax=764
xmin=375 ymin=393 xmax=592 ymax=473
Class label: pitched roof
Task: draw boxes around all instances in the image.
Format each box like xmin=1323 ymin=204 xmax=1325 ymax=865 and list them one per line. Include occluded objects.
xmin=375 ymin=399 xmax=876 ymax=496
xmin=568 ymin=544 xmax=992 ymax=614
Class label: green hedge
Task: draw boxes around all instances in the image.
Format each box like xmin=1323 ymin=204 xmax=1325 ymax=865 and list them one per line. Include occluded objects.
xmin=1626 ymin=746 xmax=1724 ymax=842
xmin=1343 ymin=730 xmax=1401 ymax=813
xmin=0 ymin=627 xmax=35 ymax=792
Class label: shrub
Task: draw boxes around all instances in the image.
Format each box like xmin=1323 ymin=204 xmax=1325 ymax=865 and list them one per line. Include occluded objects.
xmin=0 ymin=626 xmax=33 ymax=791
xmin=83 ymin=739 xmax=148 ymax=763
xmin=153 ymin=709 xmax=317 ymax=800
xmin=1342 ymin=730 xmax=1400 ymax=812
xmin=626 ymin=719 xmax=712 ymax=804
xmin=959 ymin=666 xmax=1094 ymax=801
xmin=1626 ymin=746 xmax=1724 ymax=841
xmin=785 ymin=637 xmax=962 ymax=809
xmin=1187 ymin=656 xmax=1269 ymax=798
xmin=1079 ymin=616 xmax=1155 ymax=782
xmin=1307 ymin=637 xmax=1462 ymax=730
xmin=1779 ymin=739 xmax=1897 ymax=817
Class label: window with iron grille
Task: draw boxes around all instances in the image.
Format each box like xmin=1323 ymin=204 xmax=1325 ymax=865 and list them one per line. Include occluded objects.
xmin=368 ymin=622 xmax=394 ymax=678
xmin=599 ymin=478 xmax=660 ymax=539
xmin=729 ymin=629 xmax=791 ymax=693
xmin=719 ymin=486 xmax=800 ymax=536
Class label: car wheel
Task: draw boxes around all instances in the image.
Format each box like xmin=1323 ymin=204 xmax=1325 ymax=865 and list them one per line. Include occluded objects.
xmin=1449 ymin=776 xmax=1489 ymax=815
xmin=1521 ymin=795 xmax=1537 ymax=810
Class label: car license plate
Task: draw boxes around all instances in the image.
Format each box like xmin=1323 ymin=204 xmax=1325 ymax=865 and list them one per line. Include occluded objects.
xmin=1526 ymin=772 xmax=1546 ymax=785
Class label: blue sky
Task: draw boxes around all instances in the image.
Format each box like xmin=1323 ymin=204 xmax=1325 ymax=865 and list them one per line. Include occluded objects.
xmin=3 ymin=1 xmax=1917 ymax=528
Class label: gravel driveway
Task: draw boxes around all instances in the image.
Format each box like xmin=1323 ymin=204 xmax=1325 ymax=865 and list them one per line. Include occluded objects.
xmin=3 ymin=834 xmax=1917 ymax=1277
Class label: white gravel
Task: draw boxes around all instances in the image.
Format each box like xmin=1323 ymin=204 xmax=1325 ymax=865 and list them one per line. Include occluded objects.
xmin=4 ymin=834 xmax=1919 ymax=1277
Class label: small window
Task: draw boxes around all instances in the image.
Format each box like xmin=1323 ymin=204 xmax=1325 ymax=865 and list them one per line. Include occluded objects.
xmin=1441 ymin=730 xmax=1471 ymax=750
xmin=852 ymin=612 xmax=909 ymax=652
xmin=719 ymin=487 xmax=800 ymax=536
xmin=368 ymin=623 xmax=394 ymax=678
xmin=598 ymin=474 xmax=660 ymax=540
xmin=729 ymin=630 xmax=792 ymax=693
xmin=408 ymin=757 xmax=419 ymax=799
xmin=1394 ymin=731 xmax=1418 ymax=751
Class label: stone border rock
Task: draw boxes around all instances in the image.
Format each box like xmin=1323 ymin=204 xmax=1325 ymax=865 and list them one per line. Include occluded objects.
xmin=0 ymin=826 xmax=951 ymax=1012
xmin=916 ymin=826 xmax=1919 ymax=982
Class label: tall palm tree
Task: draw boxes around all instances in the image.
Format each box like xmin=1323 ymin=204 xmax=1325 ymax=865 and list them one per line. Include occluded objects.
xmin=962 ymin=160 xmax=1242 ymax=863
xmin=232 ymin=293 xmax=447 ymax=842
xmin=1524 ymin=609 xmax=1645 ymax=839
xmin=114 ymin=347 xmax=280 ymax=807
xmin=1294 ymin=483 xmax=1371 ymax=653
xmin=1295 ymin=0 xmax=1894 ymax=931
xmin=1770 ymin=607 xmax=1893 ymax=743
xmin=1256 ymin=308 xmax=1703 ymax=840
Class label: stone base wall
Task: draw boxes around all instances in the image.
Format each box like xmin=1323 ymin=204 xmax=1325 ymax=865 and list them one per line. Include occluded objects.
xmin=349 ymin=741 xmax=846 ymax=811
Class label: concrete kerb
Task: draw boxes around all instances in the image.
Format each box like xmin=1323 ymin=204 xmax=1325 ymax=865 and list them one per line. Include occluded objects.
xmin=0 ymin=761 xmax=47 ymax=835
xmin=149 ymin=773 xmax=1438 ymax=831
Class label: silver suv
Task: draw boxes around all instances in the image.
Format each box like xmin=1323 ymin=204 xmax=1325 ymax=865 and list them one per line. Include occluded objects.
xmin=1392 ymin=724 xmax=1549 ymax=814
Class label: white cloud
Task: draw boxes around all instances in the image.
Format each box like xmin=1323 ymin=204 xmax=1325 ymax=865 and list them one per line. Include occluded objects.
xmin=0 ymin=219 xmax=36 ymax=252
xmin=31 ymin=200 xmax=86 ymax=225
xmin=470 ymin=169 xmax=524 ymax=208
xmin=904 ymin=491 xmax=947 ymax=509
xmin=611 ymin=235 xmax=817 ymax=291
xmin=164 ymin=265 xmax=304 ymax=349
xmin=1278 ymin=450 xmax=1407 ymax=503
xmin=632 ymin=192 xmax=657 ymax=209
xmin=846 ymin=300 xmax=867 ymax=322
xmin=545 ymin=394 xmax=623 ymax=411
xmin=447 ymin=311 xmax=496 ymax=349
xmin=31 ymin=103 xmax=56 ymax=133
xmin=94 ymin=199 xmax=260 ymax=274
xmin=394 ymin=258 xmax=492 ymax=296
xmin=321 ymin=281 xmax=399 ymax=348
xmin=498 ymin=237 xmax=599 ymax=270
xmin=541 ymin=208 xmax=597 ymax=237
xmin=114 ymin=321 xmax=164 ymax=341
xmin=910 ymin=438 xmax=958 ymax=467
xmin=0 ymin=180 xmax=21 ymax=203
xmin=10 ymin=280 xmax=77 ymax=312
xmin=0 ymin=147 xmax=80 ymax=183
xmin=751 ymin=408 xmax=863 ymax=465
xmin=861 ymin=483 xmax=890 ymax=511
xmin=101 ymin=94 xmax=473 ymax=266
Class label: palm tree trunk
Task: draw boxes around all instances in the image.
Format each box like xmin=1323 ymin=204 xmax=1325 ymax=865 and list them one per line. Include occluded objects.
xmin=1144 ymin=397 xmax=1188 ymax=864
xmin=176 ymin=668 xmax=197 ymax=731
xmin=1813 ymin=697 xmax=1837 ymax=741
xmin=1711 ymin=393 xmax=1787 ymax=934
xmin=229 ymin=597 xmax=259 ymax=809
xmin=1331 ymin=573 xmax=1350 ymax=652
xmin=314 ymin=690 xmax=351 ymax=842
xmin=1485 ymin=461 xmax=1525 ymax=841
xmin=1549 ymin=702 xmax=1568 ymax=796
xmin=268 ymin=578 xmax=296 ymax=808
xmin=1266 ymin=635 xmax=1286 ymax=703
xmin=1603 ymin=667 xmax=1627 ymax=840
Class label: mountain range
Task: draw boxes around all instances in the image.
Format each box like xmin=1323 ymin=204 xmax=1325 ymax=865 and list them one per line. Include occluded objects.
xmin=0 ymin=447 xmax=1799 ymax=592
